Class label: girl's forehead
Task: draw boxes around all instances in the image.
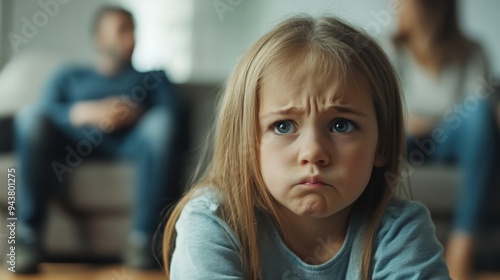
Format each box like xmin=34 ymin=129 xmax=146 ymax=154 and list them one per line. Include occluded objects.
xmin=259 ymin=68 xmax=375 ymax=119
xmin=260 ymin=65 xmax=370 ymax=107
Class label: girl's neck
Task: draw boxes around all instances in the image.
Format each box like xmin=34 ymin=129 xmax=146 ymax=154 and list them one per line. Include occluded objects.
xmin=276 ymin=205 xmax=352 ymax=265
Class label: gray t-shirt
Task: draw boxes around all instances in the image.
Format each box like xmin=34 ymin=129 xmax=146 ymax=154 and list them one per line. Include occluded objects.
xmin=170 ymin=187 xmax=450 ymax=279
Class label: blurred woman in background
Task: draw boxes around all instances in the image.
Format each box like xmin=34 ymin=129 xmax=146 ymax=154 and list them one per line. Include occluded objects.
xmin=387 ymin=0 xmax=499 ymax=279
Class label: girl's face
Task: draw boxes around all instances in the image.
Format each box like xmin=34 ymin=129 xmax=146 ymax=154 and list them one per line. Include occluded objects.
xmin=259 ymin=70 xmax=386 ymax=219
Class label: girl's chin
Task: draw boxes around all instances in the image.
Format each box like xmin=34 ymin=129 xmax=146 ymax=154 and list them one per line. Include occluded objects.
xmin=293 ymin=197 xmax=330 ymax=217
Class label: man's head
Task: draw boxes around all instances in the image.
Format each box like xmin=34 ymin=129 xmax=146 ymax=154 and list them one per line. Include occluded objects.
xmin=93 ymin=6 xmax=135 ymax=68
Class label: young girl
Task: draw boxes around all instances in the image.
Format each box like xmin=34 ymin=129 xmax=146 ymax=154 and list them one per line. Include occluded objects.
xmin=163 ymin=16 xmax=450 ymax=279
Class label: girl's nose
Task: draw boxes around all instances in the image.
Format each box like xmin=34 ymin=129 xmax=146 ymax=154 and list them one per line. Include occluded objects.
xmin=298 ymin=131 xmax=330 ymax=166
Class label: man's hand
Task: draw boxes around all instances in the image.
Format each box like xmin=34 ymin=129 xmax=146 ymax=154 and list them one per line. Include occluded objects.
xmin=70 ymin=97 xmax=143 ymax=132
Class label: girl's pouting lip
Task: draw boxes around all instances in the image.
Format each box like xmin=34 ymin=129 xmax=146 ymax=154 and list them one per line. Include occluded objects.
xmin=297 ymin=176 xmax=332 ymax=190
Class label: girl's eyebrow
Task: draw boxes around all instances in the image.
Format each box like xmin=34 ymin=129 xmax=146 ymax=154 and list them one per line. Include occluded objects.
xmin=261 ymin=107 xmax=303 ymax=120
xmin=261 ymin=105 xmax=369 ymax=119
xmin=330 ymin=105 xmax=369 ymax=118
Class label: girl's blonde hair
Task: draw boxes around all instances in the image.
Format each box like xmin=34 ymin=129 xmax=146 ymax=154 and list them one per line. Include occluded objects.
xmin=163 ymin=15 xmax=405 ymax=280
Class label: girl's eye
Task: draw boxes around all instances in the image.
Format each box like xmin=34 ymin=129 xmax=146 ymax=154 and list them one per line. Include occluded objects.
xmin=331 ymin=119 xmax=357 ymax=133
xmin=273 ymin=121 xmax=296 ymax=134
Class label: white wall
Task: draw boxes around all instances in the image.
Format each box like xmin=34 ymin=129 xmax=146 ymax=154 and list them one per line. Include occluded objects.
xmin=460 ymin=0 xmax=500 ymax=79
xmin=200 ymin=0 xmax=500 ymax=80
xmin=2 ymin=0 xmax=108 ymax=65
xmin=119 ymin=0 xmax=194 ymax=82
xmin=189 ymin=0 xmax=263 ymax=83
xmin=0 ymin=1 xmax=5 ymax=68
xmin=0 ymin=0 xmax=196 ymax=82
xmin=1 ymin=0 xmax=499 ymax=82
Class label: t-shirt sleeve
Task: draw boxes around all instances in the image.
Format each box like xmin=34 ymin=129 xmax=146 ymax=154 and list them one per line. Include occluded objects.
xmin=372 ymin=200 xmax=451 ymax=280
xmin=170 ymin=194 xmax=245 ymax=280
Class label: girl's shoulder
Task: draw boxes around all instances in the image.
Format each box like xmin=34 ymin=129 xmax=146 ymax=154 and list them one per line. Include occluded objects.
xmin=377 ymin=198 xmax=440 ymax=238
xmin=183 ymin=186 xmax=225 ymax=214
xmin=170 ymin=187 xmax=245 ymax=278
xmin=370 ymin=198 xmax=450 ymax=278
xmin=375 ymin=198 xmax=436 ymax=242
xmin=176 ymin=186 xmax=237 ymax=240
xmin=175 ymin=186 xmax=240 ymax=247
xmin=383 ymin=198 xmax=431 ymax=222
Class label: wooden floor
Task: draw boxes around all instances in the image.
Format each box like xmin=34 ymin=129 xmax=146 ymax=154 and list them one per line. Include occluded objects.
xmin=1 ymin=263 xmax=499 ymax=279
xmin=1 ymin=264 xmax=165 ymax=280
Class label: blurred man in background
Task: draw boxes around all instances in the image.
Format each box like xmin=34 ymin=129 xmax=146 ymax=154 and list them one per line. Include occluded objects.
xmin=15 ymin=6 xmax=182 ymax=273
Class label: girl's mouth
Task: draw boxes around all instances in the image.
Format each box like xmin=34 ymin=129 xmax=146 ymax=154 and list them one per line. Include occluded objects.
xmin=298 ymin=176 xmax=331 ymax=189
